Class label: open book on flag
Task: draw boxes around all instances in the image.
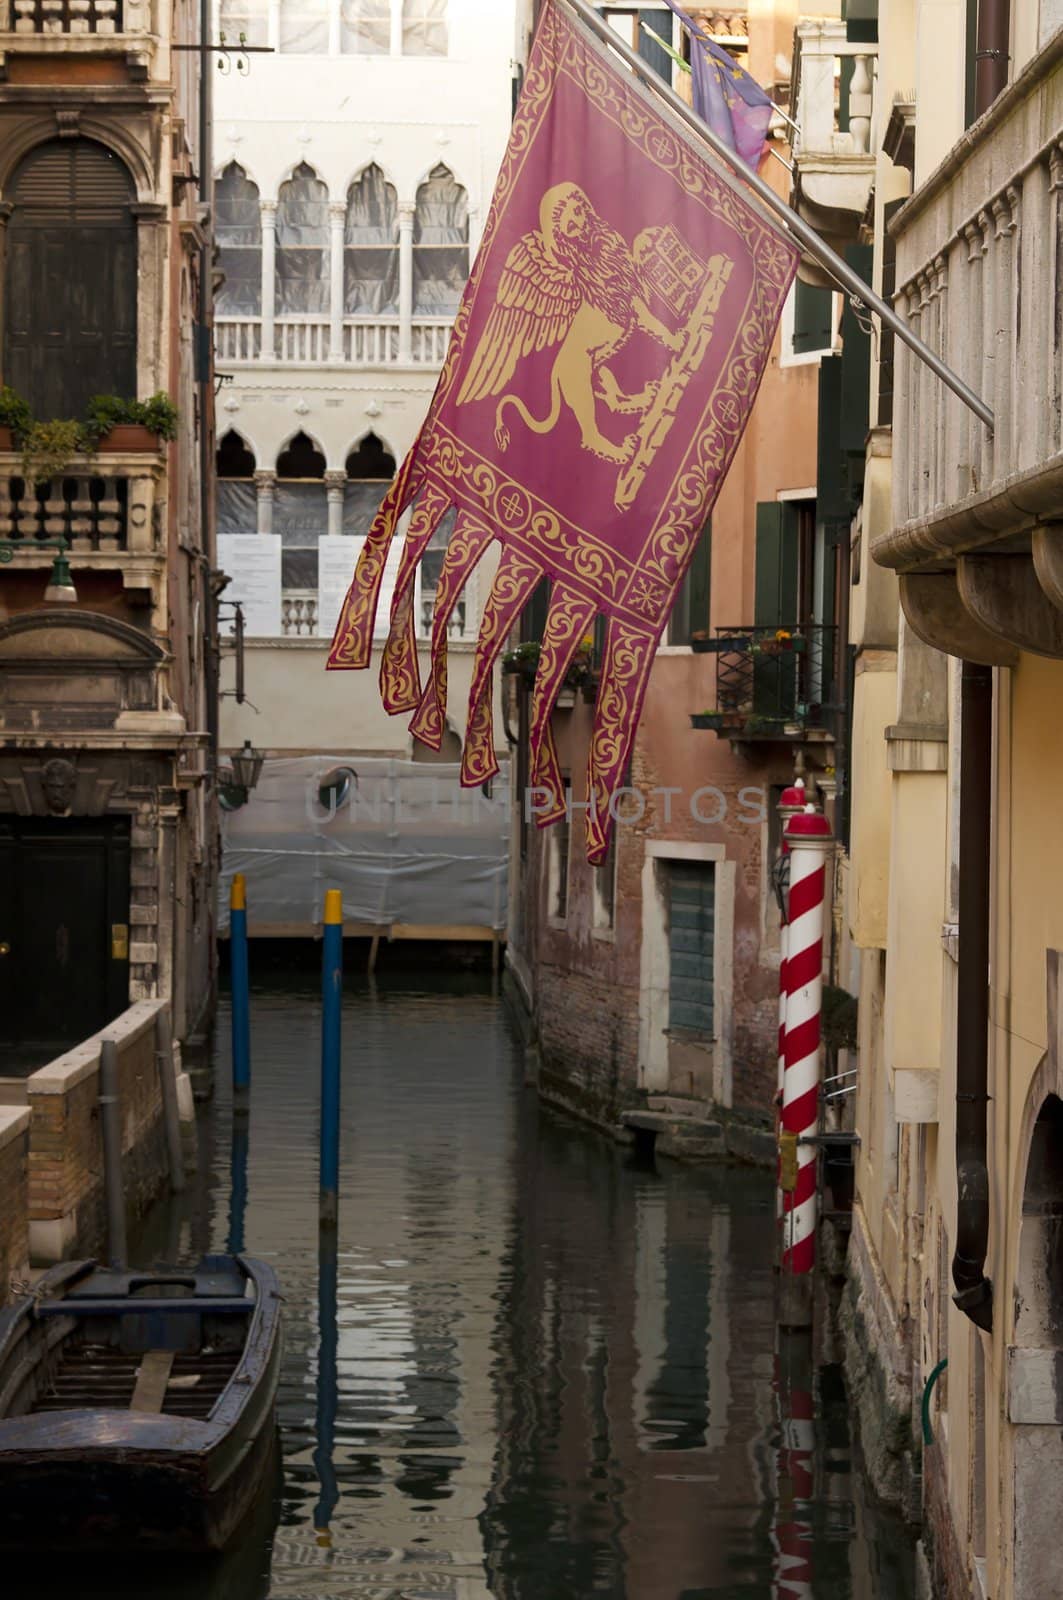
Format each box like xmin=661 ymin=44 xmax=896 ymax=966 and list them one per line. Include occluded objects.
xmin=327 ymin=0 xmax=798 ymax=863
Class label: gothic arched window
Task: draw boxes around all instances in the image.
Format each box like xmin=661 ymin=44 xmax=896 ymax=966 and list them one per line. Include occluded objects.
xmin=402 ymin=0 xmax=447 ymax=56
xmin=216 ymin=431 xmax=257 ymax=539
xmin=215 ymin=163 xmax=262 ymax=315
xmin=412 ymin=164 xmax=468 ymax=315
xmin=4 ymin=138 xmax=136 ymax=417
xmin=276 ymin=164 xmax=329 ymax=315
xmin=344 ymin=166 xmax=399 ymax=315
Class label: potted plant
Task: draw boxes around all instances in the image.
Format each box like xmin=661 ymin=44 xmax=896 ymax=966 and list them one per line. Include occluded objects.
xmin=0 ymin=387 xmax=32 ymax=453
xmin=83 ymin=392 xmax=179 ymax=452
xmin=690 ymin=708 xmax=745 ymax=731
xmin=690 ymin=630 xmax=727 ymax=654
xmin=20 ymin=418 xmax=84 ymax=486
xmin=501 ymin=641 xmax=541 ymax=685
xmin=750 ymin=628 xmax=806 ymax=657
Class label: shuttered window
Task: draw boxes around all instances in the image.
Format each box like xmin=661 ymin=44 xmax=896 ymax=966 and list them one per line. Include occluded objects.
xmin=4 ymin=139 xmax=137 ymax=418
xmin=792 ymin=277 xmax=834 ymax=356
xmin=667 ymin=861 xmax=715 ymax=1036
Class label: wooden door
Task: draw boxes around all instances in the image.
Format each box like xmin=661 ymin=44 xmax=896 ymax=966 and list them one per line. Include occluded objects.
xmin=4 ymin=139 xmax=137 ymax=418
xmin=0 ymin=817 xmax=130 ymax=1063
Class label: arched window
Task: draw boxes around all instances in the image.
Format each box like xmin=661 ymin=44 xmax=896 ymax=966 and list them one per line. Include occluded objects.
xmin=341 ymin=0 xmax=390 ymax=52
xmin=4 ymin=138 xmax=136 ymax=418
xmin=276 ymin=432 xmax=326 ymax=593
xmin=403 ymin=0 xmax=447 ymax=55
xmin=344 ymin=166 xmax=399 ymax=316
xmin=279 ymin=0 xmax=327 ymax=53
xmin=413 ymin=164 xmax=468 ymax=316
xmin=276 ymin=164 xmax=329 ymax=315
xmin=216 ymin=430 xmax=257 ymax=539
xmin=344 ymin=430 xmax=396 ymax=534
xmin=219 ymin=0 xmax=268 ymax=46
xmin=215 ymin=164 xmax=262 ymax=315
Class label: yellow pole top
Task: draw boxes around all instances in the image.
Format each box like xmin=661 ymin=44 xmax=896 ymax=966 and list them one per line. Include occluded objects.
xmin=323 ymin=888 xmax=343 ymax=925
xmin=231 ymin=872 xmax=246 ymax=911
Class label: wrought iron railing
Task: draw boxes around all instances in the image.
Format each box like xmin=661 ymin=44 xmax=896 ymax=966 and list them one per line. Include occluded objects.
xmin=693 ymin=623 xmax=839 ymax=736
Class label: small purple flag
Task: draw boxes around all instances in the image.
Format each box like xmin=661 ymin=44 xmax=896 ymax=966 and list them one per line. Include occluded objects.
xmin=660 ymin=0 xmax=773 ymax=170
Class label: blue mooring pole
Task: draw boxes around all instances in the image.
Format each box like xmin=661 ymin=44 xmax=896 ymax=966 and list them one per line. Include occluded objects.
xmin=320 ymin=888 xmax=343 ymax=1225
xmin=231 ymin=872 xmax=251 ymax=1109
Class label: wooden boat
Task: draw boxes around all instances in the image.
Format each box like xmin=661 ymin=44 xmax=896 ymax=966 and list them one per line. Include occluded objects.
xmin=0 ymin=1253 xmax=283 ymax=1552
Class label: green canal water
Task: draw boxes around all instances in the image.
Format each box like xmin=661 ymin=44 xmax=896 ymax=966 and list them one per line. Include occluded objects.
xmin=17 ymin=972 xmax=916 ymax=1598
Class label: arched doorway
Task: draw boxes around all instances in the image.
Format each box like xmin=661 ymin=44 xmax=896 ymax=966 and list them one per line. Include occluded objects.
xmin=1012 ymin=1090 xmax=1063 ymax=1596
xmin=3 ymin=138 xmax=137 ymax=417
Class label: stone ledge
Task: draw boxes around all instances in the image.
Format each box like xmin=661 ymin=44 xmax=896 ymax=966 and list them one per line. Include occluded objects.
xmin=0 ymin=1104 xmax=30 ymax=1153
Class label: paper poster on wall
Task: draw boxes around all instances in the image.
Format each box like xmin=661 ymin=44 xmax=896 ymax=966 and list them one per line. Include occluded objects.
xmin=217 ymin=534 xmax=282 ymax=638
xmin=317 ymin=536 xmax=411 ymax=642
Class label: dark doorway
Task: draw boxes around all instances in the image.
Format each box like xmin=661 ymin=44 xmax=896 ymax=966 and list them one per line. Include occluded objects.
xmin=0 ymin=816 xmax=131 ymax=1070
xmin=3 ymin=138 xmax=137 ymax=418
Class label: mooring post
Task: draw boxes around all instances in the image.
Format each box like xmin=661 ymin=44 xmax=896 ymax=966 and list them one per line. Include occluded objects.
xmin=313 ymin=1220 xmax=340 ymax=1544
xmin=231 ymin=871 xmax=251 ymax=1109
xmin=319 ymin=888 xmax=343 ymax=1226
xmin=155 ymin=1008 xmax=186 ymax=1195
xmin=99 ymin=1038 xmax=128 ymax=1270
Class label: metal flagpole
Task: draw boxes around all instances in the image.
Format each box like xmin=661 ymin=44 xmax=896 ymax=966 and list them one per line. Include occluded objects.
xmin=558 ymin=0 xmax=995 ymax=433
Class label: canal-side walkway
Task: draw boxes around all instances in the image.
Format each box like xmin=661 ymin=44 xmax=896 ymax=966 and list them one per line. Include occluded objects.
xmin=22 ymin=972 xmax=916 ymax=1599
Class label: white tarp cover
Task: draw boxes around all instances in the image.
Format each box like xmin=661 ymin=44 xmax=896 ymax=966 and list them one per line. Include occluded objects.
xmin=219 ymin=756 xmax=510 ymax=933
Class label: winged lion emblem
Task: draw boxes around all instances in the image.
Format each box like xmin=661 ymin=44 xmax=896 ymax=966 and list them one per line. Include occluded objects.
xmin=456 ymin=182 xmax=688 ymax=468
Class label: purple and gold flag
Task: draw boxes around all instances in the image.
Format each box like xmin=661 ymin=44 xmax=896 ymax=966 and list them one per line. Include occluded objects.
xmin=328 ymin=0 xmax=798 ymax=863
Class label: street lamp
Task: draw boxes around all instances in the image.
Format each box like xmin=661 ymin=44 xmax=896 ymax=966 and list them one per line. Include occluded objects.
xmin=220 ymin=739 xmax=266 ymax=811
xmin=0 ymin=538 xmax=78 ymax=604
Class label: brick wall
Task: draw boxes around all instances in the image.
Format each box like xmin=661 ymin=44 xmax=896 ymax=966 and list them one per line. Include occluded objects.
xmin=26 ymin=1000 xmax=171 ymax=1263
xmin=0 ymin=1108 xmax=31 ymax=1302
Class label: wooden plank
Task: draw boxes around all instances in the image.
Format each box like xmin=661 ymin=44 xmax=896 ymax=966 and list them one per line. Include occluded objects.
xmin=130 ymin=1350 xmax=175 ymax=1414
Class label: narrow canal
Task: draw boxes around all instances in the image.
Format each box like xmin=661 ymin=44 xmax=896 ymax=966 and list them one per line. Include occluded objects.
xmin=29 ymin=970 xmax=916 ymax=1599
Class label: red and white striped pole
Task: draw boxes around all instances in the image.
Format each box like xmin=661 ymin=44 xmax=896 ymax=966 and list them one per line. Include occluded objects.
xmin=780 ymin=803 xmax=833 ymax=1325
xmin=775 ymin=781 xmax=807 ymax=1232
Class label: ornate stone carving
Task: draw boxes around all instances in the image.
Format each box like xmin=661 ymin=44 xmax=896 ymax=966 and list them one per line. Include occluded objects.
xmin=40 ymin=759 xmax=78 ymax=817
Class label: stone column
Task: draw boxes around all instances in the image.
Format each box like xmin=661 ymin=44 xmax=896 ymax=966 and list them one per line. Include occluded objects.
xmin=255 ymin=470 xmax=277 ymax=534
xmin=0 ymin=203 xmax=11 ymax=386
xmin=260 ymin=200 xmax=277 ymax=361
xmin=389 ymin=0 xmax=402 ymax=55
xmin=398 ymin=201 xmax=415 ymax=363
xmin=325 ymin=470 xmax=346 ymax=537
xmin=328 ymin=203 xmax=346 ymax=362
xmin=327 ymin=0 xmax=341 ymax=53
xmin=130 ymin=201 xmax=167 ymax=397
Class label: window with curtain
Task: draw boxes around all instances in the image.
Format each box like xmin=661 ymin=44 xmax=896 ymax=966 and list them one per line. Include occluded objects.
xmin=276 ymin=164 xmax=329 ymax=315
xmin=413 ymin=164 xmax=468 ymax=316
xmin=341 ymin=0 xmax=391 ymax=51
xmin=344 ymin=166 xmax=399 ymax=315
xmin=279 ymin=0 xmax=327 ymax=53
xmin=219 ymin=0 xmax=268 ymax=46
xmin=214 ymin=163 xmax=262 ymax=315
xmin=402 ymin=0 xmax=447 ymax=55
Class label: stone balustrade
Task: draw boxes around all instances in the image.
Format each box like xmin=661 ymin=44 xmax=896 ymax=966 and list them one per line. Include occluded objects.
xmin=215 ymin=314 xmax=452 ymax=369
xmin=0 ymin=0 xmax=153 ymax=32
xmin=877 ymin=34 xmax=1063 ymax=571
xmin=791 ymin=20 xmax=877 ymax=258
xmin=282 ymin=590 xmax=319 ymax=636
xmin=0 ymin=450 xmax=163 ymax=560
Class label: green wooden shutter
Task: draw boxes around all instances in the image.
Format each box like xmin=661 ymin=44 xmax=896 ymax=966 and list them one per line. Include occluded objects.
xmin=668 ymin=861 xmax=715 ymax=1035
xmin=755 ymin=502 xmax=797 ymax=626
xmin=668 ymin=516 xmax=712 ymax=645
xmin=637 ymin=8 xmax=673 ymax=82
xmin=792 ymin=277 xmax=834 ymax=356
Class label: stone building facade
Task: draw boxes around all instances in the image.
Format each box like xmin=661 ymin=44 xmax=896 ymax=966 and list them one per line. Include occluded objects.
xmin=0 ymin=0 xmax=218 ymax=1062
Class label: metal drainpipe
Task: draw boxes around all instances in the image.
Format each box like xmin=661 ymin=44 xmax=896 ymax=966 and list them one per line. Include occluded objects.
xmin=199 ymin=0 xmax=218 ymax=785
xmin=951 ymin=0 xmax=1010 ymax=1333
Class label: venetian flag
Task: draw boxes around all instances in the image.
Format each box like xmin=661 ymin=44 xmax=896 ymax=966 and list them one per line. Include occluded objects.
xmin=327 ymin=0 xmax=798 ymax=863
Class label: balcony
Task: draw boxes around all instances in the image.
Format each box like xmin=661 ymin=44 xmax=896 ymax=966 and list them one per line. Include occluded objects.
xmin=0 ymin=450 xmax=164 ymax=592
xmin=689 ymin=625 xmax=839 ymax=742
xmin=214 ymin=315 xmax=454 ymax=370
xmin=871 ymin=35 xmax=1063 ymax=663
xmin=0 ymin=0 xmax=155 ymax=75
xmin=790 ymin=20 xmax=877 ymax=276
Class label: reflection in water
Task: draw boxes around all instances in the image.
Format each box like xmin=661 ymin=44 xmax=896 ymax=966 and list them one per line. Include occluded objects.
xmin=18 ymin=975 xmax=914 ymax=1598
